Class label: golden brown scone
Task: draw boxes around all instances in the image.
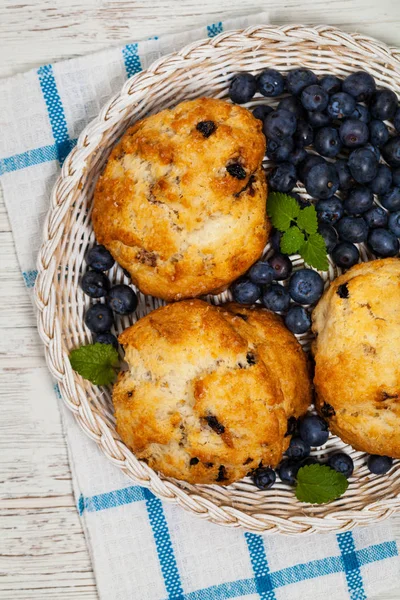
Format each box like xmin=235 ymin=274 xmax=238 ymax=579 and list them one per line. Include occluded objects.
xmin=312 ymin=258 xmax=400 ymax=457
xmin=113 ymin=300 xmax=311 ymax=485
xmin=93 ymin=98 xmax=269 ymax=301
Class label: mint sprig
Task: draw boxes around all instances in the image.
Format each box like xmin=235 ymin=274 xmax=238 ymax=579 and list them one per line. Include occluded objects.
xmin=295 ymin=463 xmax=349 ymax=504
xmin=69 ymin=342 xmax=120 ymax=386
xmin=267 ymin=192 xmax=329 ymax=271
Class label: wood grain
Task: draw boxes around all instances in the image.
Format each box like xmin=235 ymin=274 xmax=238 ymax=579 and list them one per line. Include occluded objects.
xmin=1 ymin=1 xmax=400 ymax=598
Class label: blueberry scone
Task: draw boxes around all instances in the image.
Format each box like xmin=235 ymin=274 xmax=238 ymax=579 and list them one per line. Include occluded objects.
xmin=113 ymin=300 xmax=311 ymax=485
xmin=93 ymin=97 xmax=269 ymax=301
xmin=313 ymin=258 xmax=400 ymax=457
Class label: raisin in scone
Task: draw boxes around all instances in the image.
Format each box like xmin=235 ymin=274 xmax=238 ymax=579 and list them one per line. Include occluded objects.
xmin=93 ymin=98 xmax=269 ymax=301
xmin=313 ymin=258 xmax=400 ymax=457
xmin=113 ymin=300 xmax=311 ymax=485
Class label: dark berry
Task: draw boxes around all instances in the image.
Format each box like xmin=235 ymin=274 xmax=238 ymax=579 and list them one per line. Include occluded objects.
xmin=348 ymin=148 xmax=379 ymax=184
xmin=316 ymin=196 xmax=344 ymax=224
xmin=327 ymin=92 xmax=356 ymax=119
xmin=314 ymin=127 xmax=342 ymax=158
xmin=364 ymin=143 xmax=380 ymax=162
xmin=278 ymin=460 xmax=300 ymax=485
xmin=262 ymin=284 xmax=290 ymax=312
xmin=307 ymin=111 xmax=332 ymax=128
xmin=369 ymin=119 xmax=389 ymax=148
xmin=85 ymin=304 xmax=114 ymax=334
xmin=229 ymin=72 xmax=257 ymax=104
xmin=335 ymin=159 xmax=355 ymax=191
xmin=288 ymin=147 xmax=308 ymax=166
xmin=289 ymin=269 xmax=324 ymax=305
xmin=81 ymin=270 xmax=110 ymax=298
xmin=380 ymin=187 xmax=400 ymax=211
xmin=270 ymin=229 xmax=282 ymax=252
xmin=85 ymin=245 xmax=115 ymax=272
xmin=248 ymin=262 xmax=275 ymax=285
xmin=263 ymin=109 xmax=297 ymax=141
xmin=367 ymin=455 xmax=393 ymax=475
xmin=369 ymin=164 xmax=392 ymax=195
xmin=394 ymin=108 xmax=400 ymax=133
xmin=370 ymin=89 xmax=398 ymax=120
xmin=286 ymin=68 xmax=317 ymax=96
xmin=319 ymin=224 xmax=338 ymax=253
xmin=252 ymin=467 xmax=276 ymax=490
xmin=343 ymin=187 xmax=373 ymax=214
xmin=382 ymin=136 xmax=400 ymax=168
xmin=301 ymin=85 xmax=328 ymax=112
xmin=268 ymin=253 xmax=293 ymax=280
xmin=320 ymin=74 xmax=342 ymax=95
xmin=286 ymin=436 xmax=311 ymax=460
xmin=364 ymin=206 xmax=388 ymax=229
xmin=257 ymin=68 xmax=285 ymax=97
xmin=300 ymin=457 xmax=319 ymax=467
xmin=285 ymin=305 xmax=311 ymax=334
xmin=339 ymin=119 xmax=369 ymax=148
xmin=327 ymin=453 xmax=354 ymax=478
xmin=342 ymin=71 xmax=376 ymax=101
xmin=351 ymin=104 xmax=371 ymax=124
xmin=231 ymin=279 xmax=261 ymax=304
xmin=266 ymin=137 xmax=294 ymax=162
xmin=305 ymin=162 xmax=339 ymax=199
xmin=388 ymin=211 xmax=400 ymax=237
xmin=108 ymin=285 xmax=138 ymax=315
xmin=294 ymin=120 xmax=314 ymax=148
xmin=298 ymin=154 xmax=325 ymax=183
xmin=299 ymin=415 xmax=329 ymax=447
xmin=252 ymin=105 xmax=273 ymax=121
xmin=368 ymin=228 xmax=399 ymax=257
xmin=277 ymin=96 xmax=306 ymax=120
xmin=337 ymin=216 xmax=369 ymax=243
xmin=95 ymin=332 xmax=119 ymax=349
xmin=392 ymin=168 xmax=400 ymax=187
xmin=196 ymin=120 xmax=216 ymax=138
xmin=269 ymin=162 xmax=297 ymax=193
xmin=227 ymin=163 xmax=246 ymax=179
xmin=332 ymin=242 xmax=360 ymax=268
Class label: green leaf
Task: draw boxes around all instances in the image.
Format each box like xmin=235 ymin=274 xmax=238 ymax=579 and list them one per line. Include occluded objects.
xmin=297 ymin=205 xmax=318 ymax=234
xmin=69 ymin=343 xmax=120 ymax=386
xmin=267 ymin=192 xmax=300 ymax=232
xmin=280 ymin=226 xmax=305 ymax=255
xmin=296 ymin=464 xmax=349 ymax=504
xmin=300 ymin=233 xmax=329 ymax=271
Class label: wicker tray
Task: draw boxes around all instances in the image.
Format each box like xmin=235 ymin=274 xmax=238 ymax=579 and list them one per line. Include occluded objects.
xmin=35 ymin=24 xmax=400 ymax=535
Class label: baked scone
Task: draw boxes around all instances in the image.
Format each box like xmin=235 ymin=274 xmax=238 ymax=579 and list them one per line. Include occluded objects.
xmin=93 ymin=97 xmax=269 ymax=301
xmin=313 ymin=258 xmax=400 ymax=457
xmin=113 ymin=300 xmax=311 ymax=485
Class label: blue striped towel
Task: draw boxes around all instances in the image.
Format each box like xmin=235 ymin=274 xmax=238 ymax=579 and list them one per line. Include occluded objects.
xmin=1 ymin=14 xmax=400 ymax=600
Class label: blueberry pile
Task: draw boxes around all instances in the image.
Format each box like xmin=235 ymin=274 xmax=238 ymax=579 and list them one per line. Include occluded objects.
xmin=229 ymin=68 xmax=400 ymax=267
xmin=81 ymin=245 xmax=138 ymax=348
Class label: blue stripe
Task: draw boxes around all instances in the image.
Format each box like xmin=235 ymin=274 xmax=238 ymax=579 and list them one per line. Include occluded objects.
xmin=37 ymin=64 xmax=73 ymax=165
xmin=78 ymin=486 xmax=146 ymax=515
xmin=271 ymin=555 xmax=342 ymax=587
xmin=245 ymin=533 xmax=277 ymax=600
xmin=0 ymin=139 xmax=77 ymax=176
xmin=22 ymin=270 xmax=38 ymax=288
xmin=207 ymin=22 xmax=223 ymax=38
xmin=357 ymin=540 xmax=398 ymax=566
xmin=144 ymin=489 xmax=184 ymax=599
xmin=54 ymin=384 xmax=62 ymax=399
xmin=337 ymin=532 xmax=367 ymax=600
xmin=185 ymin=578 xmax=256 ymax=600
xmin=122 ymin=43 xmax=143 ymax=78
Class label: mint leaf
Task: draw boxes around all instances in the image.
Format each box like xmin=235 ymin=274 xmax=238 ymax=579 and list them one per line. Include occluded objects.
xmin=296 ymin=464 xmax=348 ymax=504
xmin=69 ymin=343 xmax=120 ymax=386
xmin=297 ymin=205 xmax=318 ymax=234
xmin=280 ymin=226 xmax=305 ymax=254
xmin=267 ymin=192 xmax=300 ymax=232
xmin=300 ymin=233 xmax=329 ymax=271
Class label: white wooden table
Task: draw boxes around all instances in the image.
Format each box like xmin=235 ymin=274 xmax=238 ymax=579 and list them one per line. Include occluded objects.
xmin=1 ymin=1 xmax=400 ymax=598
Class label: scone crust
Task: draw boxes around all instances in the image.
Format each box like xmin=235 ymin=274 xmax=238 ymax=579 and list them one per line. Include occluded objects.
xmin=312 ymin=258 xmax=400 ymax=457
xmin=113 ymin=300 xmax=311 ymax=485
xmin=93 ymin=97 xmax=269 ymax=301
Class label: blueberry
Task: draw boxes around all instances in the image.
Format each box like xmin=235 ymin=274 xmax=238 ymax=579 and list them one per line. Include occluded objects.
xmin=231 ymin=279 xmax=261 ymax=304
xmin=262 ymin=284 xmax=291 ymax=312
xmin=327 ymin=453 xmax=354 ymax=478
xmin=269 ymin=162 xmax=297 ymax=193
xmin=307 ymin=111 xmax=332 ymax=128
xmin=95 ymin=332 xmax=119 ymax=349
xmin=368 ymin=228 xmax=399 ymax=257
xmin=343 ymin=187 xmax=373 ymax=214
xmin=252 ymin=466 xmax=276 ymax=490
xmin=286 ymin=68 xmax=318 ymax=96
xmin=107 ymin=285 xmax=138 ymax=315
xmin=370 ymin=89 xmax=398 ymax=120
xmin=342 ymin=71 xmax=376 ymax=101
xmin=369 ymin=164 xmax=392 ymax=195
xmin=388 ymin=211 xmax=400 ymax=237
xmin=382 ymin=136 xmax=400 ymax=168
xmin=320 ymin=74 xmax=342 ymax=95
xmin=332 ymin=242 xmax=360 ymax=268
xmin=319 ymin=224 xmax=338 ymax=253
xmin=339 ymin=119 xmax=369 ymax=148
xmin=305 ymin=163 xmax=339 ymax=199
xmin=327 ymin=92 xmax=356 ymax=119
xmin=85 ymin=304 xmax=114 ymax=334
xmin=380 ymin=187 xmax=400 ymax=211
xmin=364 ymin=143 xmax=380 ymax=162
xmin=257 ymin=68 xmax=285 ymax=97
xmin=288 ymin=147 xmax=307 ymax=166
xmin=364 ymin=206 xmax=388 ymax=229
xmin=314 ymin=127 xmax=342 ymax=158
xmin=300 ymin=457 xmax=319 ymax=467
xmin=289 ymin=269 xmax=324 ymax=305
xmin=285 ymin=305 xmax=311 ymax=334
xmin=248 ymin=261 xmax=275 ymax=285
xmin=301 ymin=84 xmax=329 ymax=112
xmin=294 ymin=120 xmax=314 ymax=148
xmin=299 ymin=415 xmax=329 ymax=447
xmin=298 ymin=154 xmax=325 ymax=183
xmin=81 ymin=270 xmax=110 ymax=298
xmin=367 ymin=454 xmax=393 ymax=475
xmin=278 ymin=460 xmax=300 ymax=485
xmin=252 ymin=105 xmax=273 ymax=121
xmin=85 ymin=245 xmax=115 ymax=271
xmin=393 ymin=168 xmax=400 ymax=187
xmin=316 ymin=196 xmax=344 ymax=224
xmin=286 ymin=436 xmax=311 ymax=460
xmin=369 ymin=119 xmax=390 ymax=148
xmin=335 ymin=159 xmax=355 ymax=191
xmin=270 ymin=229 xmax=282 ymax=251
xmin=337 ymin=216 xmax=369 ymax=243
xmin=266 ymin=137 xmax=294 ymax=162
xmin=277 ymin=96 xmax=306 ymax=120
xmin=348 ymin=147 xmax=379 ymax=184
xmin=268 ymin=253 xmax=293 ymax=280
xmin=263 ymin=109 xmax=297 ymax=141
xmin=394 ymin=108 xmax=400 ymax=133
xmin=229 ymin=72 xmax=257 ymax=104
xmin=351 ymin=104 xmax=371 ymax=124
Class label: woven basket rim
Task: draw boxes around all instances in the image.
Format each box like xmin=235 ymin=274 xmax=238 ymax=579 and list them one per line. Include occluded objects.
xmin=34 ymin=24 xmax=400 ymax=535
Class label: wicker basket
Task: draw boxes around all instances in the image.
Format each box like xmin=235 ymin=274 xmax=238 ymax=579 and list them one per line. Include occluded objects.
xmin=35 ymin=25 xmax=400 ymax=535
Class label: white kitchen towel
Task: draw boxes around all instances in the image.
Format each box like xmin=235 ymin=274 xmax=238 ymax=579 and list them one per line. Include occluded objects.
xmin=1 ymin=14 xmax=400 ymax=600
